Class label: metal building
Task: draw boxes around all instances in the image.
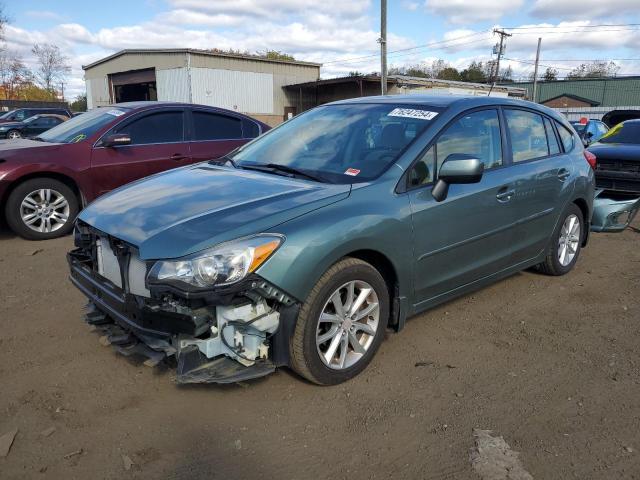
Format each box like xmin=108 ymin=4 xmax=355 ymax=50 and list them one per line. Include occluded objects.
xmin=507 ymin=77 xmax=640 ymax=107
xmin=284 ymin=75 xmax=527 ymax=113
xmin=82 ymin=49 xmax=321 ymax=125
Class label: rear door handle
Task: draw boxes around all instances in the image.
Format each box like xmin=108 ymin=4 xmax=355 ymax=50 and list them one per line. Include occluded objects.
xmin=170 ymin=153 xmax=187 ymax=161
xmin=557 ymin=168 xmax=570 ymax=181
xmin=496 ymin=188 xmax=515 ymax=202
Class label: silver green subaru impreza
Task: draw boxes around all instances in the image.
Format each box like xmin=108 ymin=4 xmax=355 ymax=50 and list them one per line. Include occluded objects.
xmin=68 ymin=95 xmax=606 ymax=385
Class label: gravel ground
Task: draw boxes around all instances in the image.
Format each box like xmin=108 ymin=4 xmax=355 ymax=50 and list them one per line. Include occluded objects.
xmin=0 ymin=221 xmax=638 ymax=479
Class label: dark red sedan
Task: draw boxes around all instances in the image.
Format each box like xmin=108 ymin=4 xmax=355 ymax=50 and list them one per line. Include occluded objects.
xmin=0 ymin=102 xmax=269 ymax=240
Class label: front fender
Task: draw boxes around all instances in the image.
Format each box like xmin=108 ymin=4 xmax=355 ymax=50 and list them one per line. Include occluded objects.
xmin=257 ymin=182 xmax=413 ymax=304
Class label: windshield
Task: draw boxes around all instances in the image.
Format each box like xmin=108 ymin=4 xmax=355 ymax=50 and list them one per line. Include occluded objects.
xmin=37 ymin=107 xmax=131 ymax=143
xmin=0 ymin=111 xmax=15 ymax=120
xmin=24 ymin=116 xmax=40 ymax=124
xmin=598 ymin=122 xmax=640 ymax=144
xmin=570 ymin=122 xmax=586 ymax=133
xmin=231 ymin=103 xmax=442 ymax=183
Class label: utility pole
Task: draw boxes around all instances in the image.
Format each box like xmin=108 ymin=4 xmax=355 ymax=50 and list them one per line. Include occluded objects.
xmin=379 ymin=0 xmax=388 ymax=95
xmin=532 ymin=37 xmax=542 ymax=103
xmin=60 ymin=82 xmax=65 ymax=102
xmin=492 ymin=28 xmax=512 ymax=84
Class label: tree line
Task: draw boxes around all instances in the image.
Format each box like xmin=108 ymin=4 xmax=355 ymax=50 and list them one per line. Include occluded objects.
xmin=0 ymin=7 xmax=72 ymax=104
xmin=350 ymin=58 xmax=622 ymax=83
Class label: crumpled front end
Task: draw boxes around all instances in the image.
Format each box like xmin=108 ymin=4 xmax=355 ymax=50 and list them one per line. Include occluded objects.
xmin=67 ymin=222 xmax=299 ymax=384
xmin=591 ymin=189 xmax=640 ymax=233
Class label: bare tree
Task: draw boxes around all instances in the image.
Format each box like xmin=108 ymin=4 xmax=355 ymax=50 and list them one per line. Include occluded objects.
xmin=0 ymin=50 xmax=31 ymax=99
xmin=0 ymin=4 xmax=7 ymax=43
xmin=31 ymin=43 xmax=70 ymax=93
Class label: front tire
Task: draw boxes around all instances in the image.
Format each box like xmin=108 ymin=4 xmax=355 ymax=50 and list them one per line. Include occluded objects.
xmin=290 ymin=258 xmax=389 ymax=385
xmin=7 ymin=130 xmax=21 ymax=139
xmin=5 ymin=178 xmax=79 ymax=240
xmin=536 ymin=203 xmax=583 ymax=276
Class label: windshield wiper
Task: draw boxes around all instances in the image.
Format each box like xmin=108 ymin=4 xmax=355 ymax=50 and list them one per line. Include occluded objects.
xmin=264 ymin=163 xmax=328 ymax=183
xmin=208 ymin=155 xmax=238 ymax=168
xmin=31 ymin=137 xmax=45 ymax=142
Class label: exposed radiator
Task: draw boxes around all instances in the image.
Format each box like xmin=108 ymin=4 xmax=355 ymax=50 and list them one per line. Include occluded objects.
xmin=96 ymin=237 xmax=151 ymax=298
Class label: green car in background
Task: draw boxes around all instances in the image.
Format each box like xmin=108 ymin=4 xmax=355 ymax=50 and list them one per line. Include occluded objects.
xmin=68 ymin=96 xmax=598 ymax=385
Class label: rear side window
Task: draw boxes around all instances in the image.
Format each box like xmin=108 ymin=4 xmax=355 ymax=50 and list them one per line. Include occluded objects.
xmin=118 ymin=111 xmax=184 ymax=145
xmin=505 ymin=109 xmax=549 ymax=162
xmin=557 ymin=123 xmax=575 ymax=152
xmin=543 ymin=117 xmax=561 ymax=155
xmin=193 ymin=111 xmax=242 ymax=140
xmin=242 ymin=119 xmax=260 ymax=138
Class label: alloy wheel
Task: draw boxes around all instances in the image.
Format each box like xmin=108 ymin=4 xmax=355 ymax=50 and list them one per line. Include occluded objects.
xmin=8 ymin=130 xmax=21 ymax=139
xmin=316 ymin=280 xmax=380 ymax=370
xmin=20 ymin=189 xmax=70 ymax=233
xmin=558 ymin=213 xmax=580 ymax=267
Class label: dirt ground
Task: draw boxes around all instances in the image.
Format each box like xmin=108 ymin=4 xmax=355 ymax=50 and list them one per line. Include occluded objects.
xmin=1 ymin=221 xmax=639 ymax=480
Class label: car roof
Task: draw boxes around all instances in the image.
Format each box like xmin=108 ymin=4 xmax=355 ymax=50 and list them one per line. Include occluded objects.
xmin=323 ymin=94 xmax=568 ymax=124
xmin=31 ymin=113 xmax=68 ymax=120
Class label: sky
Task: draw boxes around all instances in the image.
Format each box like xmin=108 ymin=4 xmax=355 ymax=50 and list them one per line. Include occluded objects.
xmin=3 ymin=0 xmax=640 ymax=99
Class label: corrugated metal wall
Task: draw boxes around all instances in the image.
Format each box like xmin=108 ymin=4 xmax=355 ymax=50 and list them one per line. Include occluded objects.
xmin=85 ymin=77 xmax=110 ymax=108
xmin=189 ymin=67 xmax=273 ymax=114
xmin=509 ymin=78 xmax=640 ymax=106
xmin=156 ymin=67 xmax=191 ymax=103
xmin=551 ymin=106 xmax=640 ymax=121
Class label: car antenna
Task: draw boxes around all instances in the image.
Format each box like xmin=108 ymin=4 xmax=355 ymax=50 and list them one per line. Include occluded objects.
xmin=487 ymin=82 xmax=495 ymax=97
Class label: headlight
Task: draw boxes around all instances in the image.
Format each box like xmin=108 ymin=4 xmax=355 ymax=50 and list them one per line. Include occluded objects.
xmin=147 ymin=234 xmax=283 ymax=289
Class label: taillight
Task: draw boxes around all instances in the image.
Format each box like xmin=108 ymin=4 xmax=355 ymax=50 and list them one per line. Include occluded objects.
xmin=584 ymin=150 xmax=596 ymax=170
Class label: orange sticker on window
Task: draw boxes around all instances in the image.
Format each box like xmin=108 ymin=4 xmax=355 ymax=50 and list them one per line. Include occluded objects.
xmin=344 ymin=168 xmax=360 ymax=176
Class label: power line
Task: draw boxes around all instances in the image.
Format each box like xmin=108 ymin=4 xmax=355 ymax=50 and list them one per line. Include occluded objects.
xmin=322 ymin=30 xmax=490 ymax=66
xmin=503 ymin=23 xmax=640 ymax=29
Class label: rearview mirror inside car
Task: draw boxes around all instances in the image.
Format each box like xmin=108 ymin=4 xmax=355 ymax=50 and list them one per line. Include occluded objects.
xmin=432 ymin=154 xmax=484 ymax=202
xmin=102 ymin=133 xmax=131 ymax=147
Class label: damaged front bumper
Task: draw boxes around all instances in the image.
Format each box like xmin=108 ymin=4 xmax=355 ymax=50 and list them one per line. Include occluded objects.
xmin=591 ymin=189 xmax=640 ymax=232
xmin=67 ymin=239 xmax=299 ymax=385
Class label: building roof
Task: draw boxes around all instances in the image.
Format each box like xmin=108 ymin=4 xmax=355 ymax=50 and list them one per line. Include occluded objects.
xmin=285 ymin=74 xmax=527 ymax=95
xmin=83 ymin=48 xmax=322 ymax=70
xmin=543 ymin=93 xmax=601 ymax=106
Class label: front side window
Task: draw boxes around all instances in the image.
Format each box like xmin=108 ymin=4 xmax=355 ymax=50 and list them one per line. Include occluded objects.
xmin=193 ymin=111 xmax=242 ymax=141
xmin=408 ymin=109 xmax=502 ymax=187
xmin=117 ymin=111 xmax=184 ymax=145
xmin=505 ymin=109 xmax=549 ymax=162
xmin=232 ymin=103 xmax=442 ymax=183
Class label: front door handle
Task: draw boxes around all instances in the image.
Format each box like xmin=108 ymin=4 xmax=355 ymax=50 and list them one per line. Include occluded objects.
xmin=496 ymin=188 xmax=515 ymax=203
xmin=170 ymin=153 xmax=187 ymax=161
xmin=557 ymin=168 xmax=570 ymax=181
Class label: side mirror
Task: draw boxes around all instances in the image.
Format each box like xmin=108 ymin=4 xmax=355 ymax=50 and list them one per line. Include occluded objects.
xmin=101 ymin=133 xmax=131 ymax=147
xmin=432 ymin=154 xmax=484 ymax=202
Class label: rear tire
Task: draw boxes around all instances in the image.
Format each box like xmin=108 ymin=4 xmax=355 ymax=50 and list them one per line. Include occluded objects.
xmin=290 ymin=258 xmax=389 ymax=385
xmin=536 ymin=203 xmax=583 ymax=276
xmin=5 ymin=178 xmax=79 ymax=240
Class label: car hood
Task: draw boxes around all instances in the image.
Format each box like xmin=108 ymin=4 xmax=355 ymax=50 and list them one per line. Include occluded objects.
xmin=0 ymin=121 xmax=24 ymax=128
xmin=79 ymin=164 xmax=352 ymax=260
xmin=588 ymin=143 xmax=640 ymax=161
xmin=0 ymin=138 xmax=62 ymax=152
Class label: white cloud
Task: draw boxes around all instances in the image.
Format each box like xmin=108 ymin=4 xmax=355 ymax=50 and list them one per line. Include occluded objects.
xmin=168 ymin=0 xmax=371 ymax=19
xmin=401 ymin=1 xmax=420 ymax=11
xmin=425 ymin=0 xmax=524 ymax=24
xmin=530 ymin=0 xmax=639 ymax=20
